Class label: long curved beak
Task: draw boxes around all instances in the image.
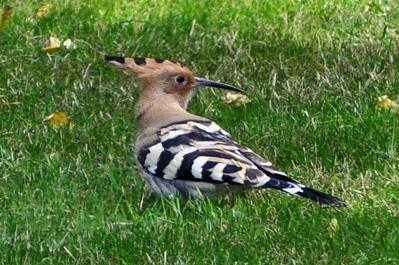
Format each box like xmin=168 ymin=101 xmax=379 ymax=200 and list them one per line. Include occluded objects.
xmin=194 ymin=77 xmax=244 ymax=94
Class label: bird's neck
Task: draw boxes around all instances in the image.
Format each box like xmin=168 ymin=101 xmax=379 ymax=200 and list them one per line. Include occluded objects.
xmin=135 ymin=92 xmax=192 ymax=132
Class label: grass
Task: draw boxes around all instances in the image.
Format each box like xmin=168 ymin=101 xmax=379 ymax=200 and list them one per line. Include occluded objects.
xmin=1 ymin=0 xmax=399 ymax=264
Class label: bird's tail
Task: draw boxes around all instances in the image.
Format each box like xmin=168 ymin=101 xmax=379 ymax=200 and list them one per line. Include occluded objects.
xmin=239 ymin=148 xmax=345 ymax=206
xmin=265 ymin=180 xmax=346 ymax=206
xmin=263 ymin=176 xmax=345 ymax=206
xmin=295 ymin=186 xmax=345 ymax=206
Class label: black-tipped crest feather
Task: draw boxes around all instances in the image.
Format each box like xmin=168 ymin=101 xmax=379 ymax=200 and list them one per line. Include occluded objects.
xmin=104 ymin=55 xmax=125 ymax=64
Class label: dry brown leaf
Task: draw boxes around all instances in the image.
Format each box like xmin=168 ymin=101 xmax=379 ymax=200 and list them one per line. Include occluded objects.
xmin=376 ymin=95 xmax=399 ymax=113
xmin=44 ymin=112 xmax=74 ymax=129
xmin=0 ymin=5 xmax=12 ymax=29
xmin=43 ymin=37 xmax=61 ymax=52
xmin=37 ymin=4 xmax=51 ymax=17
xmin=221 ymin=92 xmax=250 ymax=106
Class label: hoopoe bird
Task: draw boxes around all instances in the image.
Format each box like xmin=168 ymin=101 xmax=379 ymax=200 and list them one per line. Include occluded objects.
xmin=105 ymin=55 xmax=345 ymax=206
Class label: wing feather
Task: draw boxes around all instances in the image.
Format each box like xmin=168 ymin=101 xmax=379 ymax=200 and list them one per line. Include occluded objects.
xmin=137 ymin=119 xmax=345 ymax=206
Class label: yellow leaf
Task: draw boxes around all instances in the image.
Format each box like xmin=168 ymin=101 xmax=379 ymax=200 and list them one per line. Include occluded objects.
xmin=44 ymin=112 xmax=73 ymax=129
xmin=327 ymin=218 xmax=339 ymax=238
xmin=37 ymin=3 xmax=51 ymax=17
xmin=376 ymin=95 xmax=399 ymax=113
xmin=0 ymin=5 xmax=12 ymax=29
xmin=221 ymin=92 xmax=250 ymax=106
xmin=43 ymin=37 xmax=61 ymax=52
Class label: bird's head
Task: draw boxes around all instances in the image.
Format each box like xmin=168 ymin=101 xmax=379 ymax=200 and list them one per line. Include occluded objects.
xmin=104 ymin=55 xmax=243 ymax=109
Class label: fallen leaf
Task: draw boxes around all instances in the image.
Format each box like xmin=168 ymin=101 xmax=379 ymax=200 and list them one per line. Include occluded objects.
xmin=221 ymin=92 xmax=250 ymax=106
xmin=44 ymin=112 xmax=74 ymax=129
xmin=43 ymin=37 xmax=61 ymax=52
xmin=36 ymin=3 xmax=51 ymax=17
xmin=63 ymin=39 xmax=76 ymax=49
xmin=327 ymin=218 xmax=339 ymax=238
xmin=0 ymin=5 xmax=12 ymax=29
xmin=376 ymin=95 xmax=399 ymax=113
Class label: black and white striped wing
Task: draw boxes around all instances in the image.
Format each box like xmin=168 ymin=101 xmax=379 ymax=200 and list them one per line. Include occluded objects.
xmin=137 ymin=120 xmax=344 ymax=205
xmin=138 ymin=120 xmax=276 ymax=187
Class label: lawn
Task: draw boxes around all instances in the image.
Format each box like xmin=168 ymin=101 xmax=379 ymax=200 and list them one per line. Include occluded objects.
xmin=1 ymin=0 xmax=399 ymax=264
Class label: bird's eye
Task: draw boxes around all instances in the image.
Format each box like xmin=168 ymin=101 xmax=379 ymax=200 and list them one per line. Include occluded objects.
xmin=175 ymin=75 xmax=185 ymax=84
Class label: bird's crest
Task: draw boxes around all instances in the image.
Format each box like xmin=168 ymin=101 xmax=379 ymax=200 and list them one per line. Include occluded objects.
xmin=104 ymin=55 xmax=191 ymax=78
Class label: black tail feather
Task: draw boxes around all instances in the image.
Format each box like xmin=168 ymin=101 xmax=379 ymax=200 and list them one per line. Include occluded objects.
xmin=297 ymin=187 xmax=346 ymax=206
xmin=263 ymin=177 xmax=346 ymax=206
xmin=241 ymin=150 xmax=346 ymax=206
